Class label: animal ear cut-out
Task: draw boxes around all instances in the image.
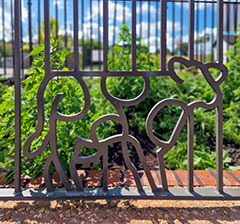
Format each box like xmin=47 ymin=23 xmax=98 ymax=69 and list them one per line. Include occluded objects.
xmin=205 ymin=62 xmax=228 ymax=86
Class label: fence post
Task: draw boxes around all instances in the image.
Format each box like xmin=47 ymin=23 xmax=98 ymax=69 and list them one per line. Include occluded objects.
xmin=14 ymin=0 xmax=22 ymax=195
xmin=1 ymin=0 xmax=6 ymax=75
xmin=28 ymin=0 xmax=33 ymax=65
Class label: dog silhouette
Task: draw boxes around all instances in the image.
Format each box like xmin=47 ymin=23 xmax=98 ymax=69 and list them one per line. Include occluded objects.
xmin=146 ymin=57 xmax=228 ymax=191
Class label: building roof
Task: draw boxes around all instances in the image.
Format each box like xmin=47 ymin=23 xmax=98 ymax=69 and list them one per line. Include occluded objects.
xmin=213 ymin=35 xmax=237 ymax=47
xmin=223 ymin=35 xmax=238 ymax=45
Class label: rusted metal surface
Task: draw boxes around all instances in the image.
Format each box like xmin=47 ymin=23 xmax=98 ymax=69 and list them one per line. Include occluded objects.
xmin=9 ymin=0 xmax=240 ymax=200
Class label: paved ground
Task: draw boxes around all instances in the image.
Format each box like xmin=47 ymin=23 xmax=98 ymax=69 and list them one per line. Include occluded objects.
xmin=0 ymin=199 xmax=240 ymax=223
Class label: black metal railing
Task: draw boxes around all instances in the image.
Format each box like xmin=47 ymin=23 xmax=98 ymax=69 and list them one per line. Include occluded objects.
xmin=0 ymin=0 xmax=240 ymax=77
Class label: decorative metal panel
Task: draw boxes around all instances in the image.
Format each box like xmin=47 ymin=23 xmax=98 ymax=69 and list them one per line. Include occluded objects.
xmin=11 ymin=0 xmax=240 ymax=200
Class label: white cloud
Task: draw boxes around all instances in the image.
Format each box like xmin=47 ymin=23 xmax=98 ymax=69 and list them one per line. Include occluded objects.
xmin=143 ymin=27 xmax=217 ymax=55
xmin=53 ymin=0 xmax=64 ymax=9
xmin=143 ymin=36 xmax=159 ymax=53
xmin=136 ymin=22 xmax=156 ymax=37
xmin=78 ymin=22 xmax=119 ymax=44
xmin=176 ymin=0 xmax=216 ymax=11
xmin=143 ymin=32 xmax=174 ymax=53
xmin=0 ymin=0 xmax=27 ymax=42
xmin=99 ymin=25 xmax=120 ymax=43
xmin=166 ymin=20 xmax=182 ymax=33
xmin=79 ymin=23 xmax=100 ymax=39
xmin=87 ymin=1 xmax=131 ymax=24
xmin=136 ymin=20 xmax=183 ymax=39
xmin=137 ymin=2 xmax=156 ymax=15
xmin=59 ymin=28 xmax=74 ymax=38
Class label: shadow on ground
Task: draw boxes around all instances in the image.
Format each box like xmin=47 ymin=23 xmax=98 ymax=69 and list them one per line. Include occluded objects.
xmin=0 ymin=200 xmax=240 ymax=223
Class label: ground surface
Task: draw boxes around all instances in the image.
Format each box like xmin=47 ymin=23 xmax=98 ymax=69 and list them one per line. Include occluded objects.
xmin=0 ymin=199 xmax=240 ymax=223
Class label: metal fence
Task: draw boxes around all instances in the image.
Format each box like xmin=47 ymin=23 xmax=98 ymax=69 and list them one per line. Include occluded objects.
xmin=0 ymin=0 xmax=239 ymax=200
xmin=1 ymin=0 xmax=240 ymax=77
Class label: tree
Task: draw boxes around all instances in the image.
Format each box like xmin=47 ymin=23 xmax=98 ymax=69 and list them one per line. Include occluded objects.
xmin=37 ymin=16 xmax=60 ymax=44
xmin=175 ymin=42 xmax=188 ymax=56
xmin=108 ymin=24 xmax=160 ymax=71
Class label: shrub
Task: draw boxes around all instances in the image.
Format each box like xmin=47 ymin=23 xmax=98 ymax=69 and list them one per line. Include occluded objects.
xmin=0 ymin=40 xmax=114 ymax=182
xmin=0 ymin=25 xmax=238 ymax=184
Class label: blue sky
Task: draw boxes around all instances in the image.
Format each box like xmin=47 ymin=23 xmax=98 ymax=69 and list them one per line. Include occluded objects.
xmin=1 ymin=0 xmax=239 ymax=53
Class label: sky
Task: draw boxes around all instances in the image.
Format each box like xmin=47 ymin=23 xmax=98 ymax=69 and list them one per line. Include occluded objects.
xmin=1 ymin=0 xmax=239 ymax=54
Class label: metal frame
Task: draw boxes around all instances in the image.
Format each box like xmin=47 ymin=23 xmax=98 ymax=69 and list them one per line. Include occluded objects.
xmin=9 ymin=0 xmax=240 ymax=200
xmin=1 ymin=0 xmax=239 ymax=77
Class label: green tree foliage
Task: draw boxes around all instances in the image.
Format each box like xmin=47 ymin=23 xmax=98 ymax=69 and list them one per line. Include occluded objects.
xmin=0 ymin=40 xmax=114 ymax=183
xmin=175 ymin=42 xmax=188 ymax=56
xmin=108 ymin=24 xmax=160 ymax=71
xmin=222 ymin=29 xmax=240 ymax=147
xmin=106 ymin=25 xmax=233 ymax=170
xmin=0 ymin=42 xmax=13 ymax=57
xmin=37 ymin=16 xmax=60 ymax=43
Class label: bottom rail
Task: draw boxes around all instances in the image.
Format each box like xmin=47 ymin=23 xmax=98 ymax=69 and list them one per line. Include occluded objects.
xmin=1 ymin=187 xmax=240 ymax=201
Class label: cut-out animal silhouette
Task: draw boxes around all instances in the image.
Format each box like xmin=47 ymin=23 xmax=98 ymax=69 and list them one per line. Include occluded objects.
xmin=146 ymin=57 xmax=228 ymax=191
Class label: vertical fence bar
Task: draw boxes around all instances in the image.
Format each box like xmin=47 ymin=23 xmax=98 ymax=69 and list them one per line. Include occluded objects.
xmin=55 ymin=0 xmax=59 ymax=40
xmin=204 ymin=1 xmax=207 ymax=62
xmin=112 ymin=0 xmax=117 ymax=67
xmin=234 ymin=0 xmax=238 ymax=33
xmin=160 ymin=0 xmax=167 ymax=72
xmin=82 ymin=0 xmax=85 ymax=70
xmin=234 ymin=0 xmax=238 ymax=54
xmin=187 ymin=114 xmax=194 ymax=192
xmin=140 ymin=0 xmax=142 ymax=38
xmin=113 ymin=0 xmax=117 ymax=48
xmin=38 ymin=0 xmax=41 ymax=44
xmin=103 ymin=0 xmax=108 ymax=71
xmin=216 ymin=0 xmax=223 ymax=193
xmin=217 ymin=0 xmax=223 ymax=64
xmin=20 ymin=0 xmax=24 ymax=77
xmin=64 ymin=0 xmax=68 ymax=67
xmin=14 ymin=0 xmax=22 ymax=194
xmin=90 ymin=0 xmax=93 ymax=70
xmin=188 ymin=0 xmax=194 ymax=192
xmin=1 ymin=0 xmax=6 ymax=75
xmin=28 ymin=0 xmax=33 ymax=65
xmin=155 ymin=1 xmax=159 ymax=57
xmin=172 ymin=0 xmax=175 ymax=55
xmin=227 ymin=0 xmax=230 ymax=57
xmin=132 ymin=0 xmax=136 ymax=71
xmin=64 ymin=0 xmax=67 ymax=49
xmin=196 ymin=1 xmax=199 ymax=60
xmin=211 ymin=2 xmax=214 ymax=61
xmin=147 ymin=0 xmax=150 ymax=63
xmin=180 ymin=0 xmax=183 ymax=56
xmin=98 ymin=0 xmax=101 ymax=70
xmin=123 ymin=0 xmax=126 ymax=25
xmin=74 ymin=0 xmax=79 ymax=71
xmin=188 ymin=0 xmax=194 ymax=61
xmin=11 ymin=0 xmax=14 ymax=69
xmin=45 ymin=0 xmax=50 ymax=73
